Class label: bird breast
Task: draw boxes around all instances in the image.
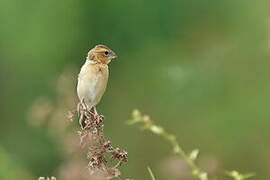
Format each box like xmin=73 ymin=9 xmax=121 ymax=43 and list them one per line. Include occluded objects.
xmin=77 ymin=61 xmax=109 ymax=108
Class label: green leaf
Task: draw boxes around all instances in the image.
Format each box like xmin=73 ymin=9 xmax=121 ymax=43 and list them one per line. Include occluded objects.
xmin=147 ymin=166 xmax=156 ymax=180
xmin=189 ymin=149 xmax=199 ymax=161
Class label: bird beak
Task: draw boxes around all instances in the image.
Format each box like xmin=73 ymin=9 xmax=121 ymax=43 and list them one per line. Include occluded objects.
xmin=110 ymin=51 xmax=118 ymax=60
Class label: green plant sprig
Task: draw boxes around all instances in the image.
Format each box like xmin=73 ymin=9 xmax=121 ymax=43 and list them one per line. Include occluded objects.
xmin=225 ymin=171 xmax=255 ymax=180
xmin=127 ymin=109 xmax=207 ymax=180
xmin=127 ymin=109 xmax=254 ymax=180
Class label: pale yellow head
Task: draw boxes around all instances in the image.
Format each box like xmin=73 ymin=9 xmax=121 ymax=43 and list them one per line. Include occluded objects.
xmin=87 ymin=44 xmax=117 ymax=64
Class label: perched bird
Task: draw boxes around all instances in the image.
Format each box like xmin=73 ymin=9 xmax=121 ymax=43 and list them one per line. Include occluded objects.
xmin=77 ymin=44 xmax=117 ymax=126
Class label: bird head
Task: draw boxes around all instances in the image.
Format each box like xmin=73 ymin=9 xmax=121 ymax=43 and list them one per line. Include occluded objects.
xmin=87 ymin=44 xmax=117 ymax=64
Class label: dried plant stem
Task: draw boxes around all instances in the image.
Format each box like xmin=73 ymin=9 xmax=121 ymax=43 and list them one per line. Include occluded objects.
xmin=71 ymin=101 xmax=128 ymax=179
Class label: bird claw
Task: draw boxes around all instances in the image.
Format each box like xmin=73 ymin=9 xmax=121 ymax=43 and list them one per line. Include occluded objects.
xmin=93 ymin=114 xmax=104 ymax=126
xmin=77 ymin=102 xmax=105 ymax=129
xmin=99 ymin=114 xmax=104 ymax=120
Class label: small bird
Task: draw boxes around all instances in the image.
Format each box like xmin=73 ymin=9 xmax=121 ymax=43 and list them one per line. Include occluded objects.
xmin=77 ymin=44 xmax=117 ymax=126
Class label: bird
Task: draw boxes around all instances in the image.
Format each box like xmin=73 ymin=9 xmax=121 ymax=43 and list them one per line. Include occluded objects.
xmin=77 ymin=44 xmax=117 ymax=127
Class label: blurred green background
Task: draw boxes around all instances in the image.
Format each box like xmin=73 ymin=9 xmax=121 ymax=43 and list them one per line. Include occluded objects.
xmin=1 ymin=0 xmax=270 ymax=179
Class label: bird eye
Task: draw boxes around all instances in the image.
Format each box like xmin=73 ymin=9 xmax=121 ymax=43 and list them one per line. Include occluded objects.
xmin=104 ymin=51 xmax=109 ymax=55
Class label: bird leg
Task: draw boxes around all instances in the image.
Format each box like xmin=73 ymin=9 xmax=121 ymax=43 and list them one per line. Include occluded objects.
xmin=92 ymin=106 xmax=98 ymax=117
xmin=78 ymin=99 xmax=90 ymax=129
xmin=91 ymin=106 xmax=104 ymax=126
xmin=77 ymin=99 xmax=105 ymax=129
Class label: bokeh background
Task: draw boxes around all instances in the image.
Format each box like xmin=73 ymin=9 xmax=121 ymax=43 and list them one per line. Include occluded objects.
xmin=1 ymin=0 xmax=270 ymax=179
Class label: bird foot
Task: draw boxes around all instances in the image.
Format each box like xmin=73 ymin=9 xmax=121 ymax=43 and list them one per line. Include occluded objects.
xmin=77 ymin=102 xmax=105 ymax=129
xmin=93 ymin=113 xmax=104 ymax=127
